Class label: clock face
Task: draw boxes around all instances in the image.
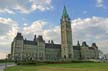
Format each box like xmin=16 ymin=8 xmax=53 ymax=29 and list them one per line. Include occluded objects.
xmin=61 ymin=24 xmax=65 ymax=30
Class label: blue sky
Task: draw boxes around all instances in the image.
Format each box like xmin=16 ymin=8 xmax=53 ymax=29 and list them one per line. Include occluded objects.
xmin=0 ymin=0 xmax=108 ymax=59
xmin=0 ymin=0 xmax=108 ymax=26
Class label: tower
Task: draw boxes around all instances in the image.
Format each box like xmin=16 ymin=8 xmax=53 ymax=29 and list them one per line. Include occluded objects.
xmin=11 ymin=32 xmax=24 ymax=61
xmin=61 ymin=6 xmax=73 ymax=61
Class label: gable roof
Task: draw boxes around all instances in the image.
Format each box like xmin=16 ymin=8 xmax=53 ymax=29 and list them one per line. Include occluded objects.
xmin=73 ymin=46 xmax=80 ymax=50
xmin=45 ymin=43 xmax=61 ymax=49
xmin=24 ymin=40 xmax=37 ymax=45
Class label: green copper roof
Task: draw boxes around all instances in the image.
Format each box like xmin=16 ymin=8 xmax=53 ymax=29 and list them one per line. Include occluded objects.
xmin=62 ymin=6 xmax=68 ymax=18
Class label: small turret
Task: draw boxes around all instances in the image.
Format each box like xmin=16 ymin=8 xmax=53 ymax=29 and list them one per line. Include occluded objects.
xmin=92 ymin=43 xmax=98 ymax=49
xmin=37 ymin=35 xmax=44 ymax=42
xmin=34 ymin=34 xmax=37 ymax=41
xmin=48 ymin=40 xmax=50 ymax=43
xmin=77 ymin=41 xmax=80 ymax=46
xmin=15 ymin=32 xmax=23 ymax=40
xmin=51 ymin=40 xmax=54 ymax=44
xmin=82 ymin=41 xmax=88 ymax=47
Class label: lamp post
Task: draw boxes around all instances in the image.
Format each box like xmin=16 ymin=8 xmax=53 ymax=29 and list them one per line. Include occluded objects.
xmin=5 ymin=55 xmax=7 ymax=69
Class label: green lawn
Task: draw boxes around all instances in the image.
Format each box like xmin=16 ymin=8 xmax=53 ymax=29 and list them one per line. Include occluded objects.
xmin=5 ymin=63 xmax=108 ymax=71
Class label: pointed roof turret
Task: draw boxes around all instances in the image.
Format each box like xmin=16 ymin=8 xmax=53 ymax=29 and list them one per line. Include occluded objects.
xmin=62 ymin=6 xmax=69 ymax=18
xmin=77 ymin=41 xmax=80 ymax=46
xmin=34 ymin=34 xmax=36 ymax=41
xmin=15 ymin=32 xmax=23 ymax=40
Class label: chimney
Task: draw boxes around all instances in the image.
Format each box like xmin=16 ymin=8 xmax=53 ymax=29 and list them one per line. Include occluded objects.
xmin=51 ymin=40 xmax=54 ymax=44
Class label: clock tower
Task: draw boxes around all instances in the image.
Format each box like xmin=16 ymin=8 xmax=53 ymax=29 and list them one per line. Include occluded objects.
xmin=61 ymin=6 xmax=73 ymax=61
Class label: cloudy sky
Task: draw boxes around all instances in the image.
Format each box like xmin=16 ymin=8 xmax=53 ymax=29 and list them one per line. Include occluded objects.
xmin=0 ymin=0 xmax=108 ymax=59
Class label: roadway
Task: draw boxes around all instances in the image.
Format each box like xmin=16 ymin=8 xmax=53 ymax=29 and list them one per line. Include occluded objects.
xmin=0 ymin=63 xmax=15 ymax=71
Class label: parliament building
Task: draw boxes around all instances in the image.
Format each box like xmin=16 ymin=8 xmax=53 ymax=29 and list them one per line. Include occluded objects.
xmin=11 ymin=6 xmax=99 ymax=62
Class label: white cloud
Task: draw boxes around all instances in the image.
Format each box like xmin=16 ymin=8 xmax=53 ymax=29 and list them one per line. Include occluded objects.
xmin=97 ymin=40 xmax=108 ymax=54
xmin=0 ymin=17 xmax=18 ymax=37
xmin=31 ymin=0 xmax=52 ymax=11
xmin=0 ymin=9 xmax=15 ymax=14
xmin=0 ymin=0 xmax=52 ymax=14
xmin=43 ymin=26 xmax=60 ymax=43
xmin=22 ymin=20 xmax=47 ymax=35
xmin=72 ymin=16 xmax=108 ymax=53
xmin=22 ymin=20 xmax=60 ymax=43
xmin=96 ymin=0 xmax=108 ymax=9
xmin=0 ymin=52 xmax=7 ymax=59
xmin=0 ymin=17 xmax=18 ymax=59
xmin=24 ymin=23 xmax=28 ymax=26
xmin=22 ymin=16 xmax=108 ymax=54
xmin=0 ymin=16 xmax=108 ymax=59
xmin=96 ymin=0 xmax=103 ymax=7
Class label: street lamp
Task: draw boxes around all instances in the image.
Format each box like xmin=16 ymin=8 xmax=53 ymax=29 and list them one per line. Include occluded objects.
xmin=5 ymin=55 xmax=7 ymax=69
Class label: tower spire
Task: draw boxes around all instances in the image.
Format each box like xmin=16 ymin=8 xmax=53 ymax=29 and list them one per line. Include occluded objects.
xmin=61 ymin=6 xmax=73 ymax=61
xmin=62 ymin=6 xmax=69 ymax=18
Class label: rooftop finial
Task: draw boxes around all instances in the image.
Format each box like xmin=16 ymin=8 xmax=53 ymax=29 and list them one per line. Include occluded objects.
xmin=34 ymin=34 xmax=36 ymax=41
xmin=62 ymin=5 xmax=68 ymax=18
xmin=77 ymin=41 xmax=80 ymax=46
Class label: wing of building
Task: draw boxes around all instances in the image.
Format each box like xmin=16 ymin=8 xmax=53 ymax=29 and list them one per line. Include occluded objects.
xmin=10 ymin=6 xmax=99 ymax=62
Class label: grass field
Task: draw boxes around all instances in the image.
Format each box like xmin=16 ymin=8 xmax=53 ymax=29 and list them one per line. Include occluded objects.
xmin=5 ymin=63 xmax=108 ymax=71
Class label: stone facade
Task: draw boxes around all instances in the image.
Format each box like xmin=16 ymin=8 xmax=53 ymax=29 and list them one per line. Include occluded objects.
xmin=11 ymin=6 xmax=99 ymax=62
xmin=61 ymin=6 xmax=73 ymax=61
